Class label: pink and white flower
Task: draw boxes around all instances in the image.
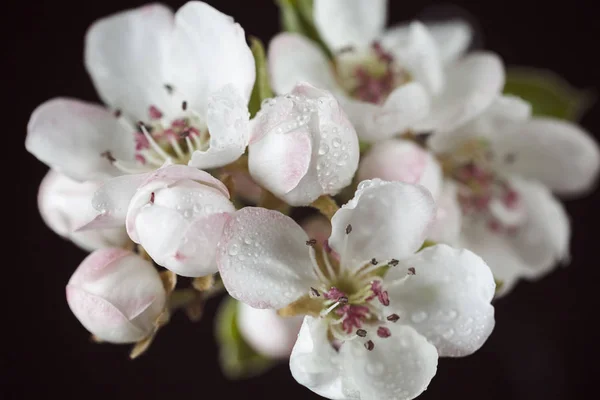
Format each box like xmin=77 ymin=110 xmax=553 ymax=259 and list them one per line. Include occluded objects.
xmin=66 ymin=248 xmax=166 ymax=343
xmin=38 ymin=169 xmax=129 ymax=251
xmin=249 ymin=83 xmax=359 ymax=206
xmin=269 ymin=0 xmax=504 ymax=142
xmin=218 ymin=180 xmax=495 ymax=400
xmin=432 ymin=95 xmax=600 ymax=294
xmin=82 ymin=164 xmax=235 ymax=277
xmin=26 ymin=2 xmax=255 ymax=182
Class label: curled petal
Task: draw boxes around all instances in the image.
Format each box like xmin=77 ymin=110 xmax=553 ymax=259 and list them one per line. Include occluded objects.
xmin=26 ymin=98 xmax=134 ymax=182
xmin=329 ymin=180 xmax=436 ymax=270
xmin=217 ymin=207 xmax=319 ymax=309
xmin=188 ymin=85 xmax=250 ymax=169
xmin=314 ymin=0 xmax=387 ymax=52
xmin=386 ymin=244 xmax=495 ymax=357
xmin=426 ymin=181 xmax=462 ymax=245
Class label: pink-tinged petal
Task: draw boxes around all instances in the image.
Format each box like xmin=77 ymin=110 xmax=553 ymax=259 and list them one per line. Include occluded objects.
xmin=268 ymin=33 xmax=338 ymax=95
xmin=495 ymin=118 xmax=600 ymax=194
xmin=77 ymin=172 xmax=149 ymax=231
xmin=167 ymin=1 xmax=255 ymax=116
xmin=386 ymin=244 xmax=495 ymax=357
xmin=37 ymin=170 xmax=129 ymax=251
xmin=85 ymin=4 xmax=175 ymax=120
xmin=314 ymin=0 xmax=387 ymax=51
xmin=416 ymin=52 xmax=505 ymax=134
xmin=384 ymin=20 xmax=474 ymax=65
xmin=290 ymin=317 xmax=346 ymax=400
xmin=301 ymin=216 xmax=332 ymax=246
xmin=188 ymin=85 xmax=250 ymax=169
xmin=381 ymin=22 xmax=444 ymax=95
xmin=67 ymin=248 xmax=166 ymax=343
xmin=507 ymin=178 xmax=570 ymax=275
xmin=345 ymin=83 xmax=430 ymax=142
xmin=358 ymin=139 xmax=442 ymax=199
xmin=329 ymin=180 xmax=436 ymax=269
xmin=237 ymin=302 xmax=303 ymax=359
xmin=249 ymin=126 xmax=312 ymax=196
xmin=217 ymin=207 xmax=319 ymax=309
xmin=427 ymin=181 xmax=462 ymax=245
xmin=26 ymin=98 xmax=134 ymax=182
xmin=141 ymin=164 xmax=229 ymax=197
xmin=339 ymin=323 xmax=439 ymax=400
xmin=66 ymin=286 xmax=146 ymax=343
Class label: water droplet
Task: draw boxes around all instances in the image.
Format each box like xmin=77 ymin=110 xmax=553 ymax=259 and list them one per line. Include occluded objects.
xmin=411 ymin=311 xmax=428 ymax=323
xmin=442 ymin=328 xmax=455 ymax=339
xmin=318 ymin=144 xmax=330 ymax=155
xmin=183 ymin=209 xmax=192 ymax=218
xmin=228 ymin=244 xmax=239 ymax=256
xmin=366 ymin=362 xmax=385 ymax=376
xmin=332 ymin=137 xmax=342 ymax=148
xmin=244 ymin=237 xmax=252 ymax=245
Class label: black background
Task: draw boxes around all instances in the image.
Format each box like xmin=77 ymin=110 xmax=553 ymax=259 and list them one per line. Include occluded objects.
xmin=5 ymin=0 xmax=599 ymax=398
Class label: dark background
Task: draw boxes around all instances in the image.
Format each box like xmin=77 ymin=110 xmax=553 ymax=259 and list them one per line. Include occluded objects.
xmin=5 ymin=0 xmax=599 ymax=398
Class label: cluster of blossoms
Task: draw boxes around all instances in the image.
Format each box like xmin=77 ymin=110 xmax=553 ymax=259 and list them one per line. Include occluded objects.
xmin=27 ymin=1 xmax=598 ymax=399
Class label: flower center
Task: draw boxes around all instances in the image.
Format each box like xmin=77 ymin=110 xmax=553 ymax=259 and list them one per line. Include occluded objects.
xmin=440 ymin=139 xmax=526 ymax=234
xmin=334 ymin=42 xmax=411 ymax=104
xmin=104 ymin=99 xmax=210 ymax=173
xmin=300 ymin=226 xmax=407 ymax=350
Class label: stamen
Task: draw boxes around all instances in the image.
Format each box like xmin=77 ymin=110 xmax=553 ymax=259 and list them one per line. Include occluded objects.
xmin=306 ymin=239 xmax=317 ymax=246
xmin=321 ymin=301 xmax=341 ymax=317
xmin=377 ymin=326 xmax=391 ymax=338
xmin=309 ymin=247 xmax=328 ymax=283
xmin=168 ymin=137 xmax=185 ymax=159
xmin=113 ymin=109 xmax=122 ymax=118
xmin=356 ymin=329 xmax=367 ymax=337
xmin=101 ymin=151 xmax=116 ymax=163
xmin=386 ymin=314 xmax=400 ymax=322
xmin=364 ymin=340 xmax=375 ymax=351
xmin=389 ymin=259 xmax=399 ymax=266
xmin=338 ymin=296 xmax=349 ymax=304
xmin=346 ymin=224 xmax=353 ymax=234
xmin=370 ymin=258 xmax=378 ymax=265
xmin=310 ymin=287 xmax=320 ymax=297
xmin=321 ymin=249 xmax=337 ymax=279
xmin=185 ymin=136 xmax=195 ymax=153
xmin=149 ymin=106 xmax=163 ymax=120
xmin=164 ymin=84 xmax=174 ymax=94
xmin=182 ymin=101 xmax=188 ymax=111
xmin=150 ymin=192 xmax=155 ymax=204
xmin=408 ymin=267 xmax=416 ymax=275
xmin=138 ymin=123 xmax=171 ymax=161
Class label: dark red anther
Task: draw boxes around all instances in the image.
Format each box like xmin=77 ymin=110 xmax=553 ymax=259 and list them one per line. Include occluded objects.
xmin=356 ymin=329 xmax=367 ymax=337
xmin=150 ymin=192 xmax=155 ymax=204
xmin=364 ymin=340 xmax=375 ymax=351
xmin=386 ymin=314 xmax=400 ymax=322
xmin=408 ymin=267 xmax=416 ymax=275
xmin=377 ymin=326 xmax=391 ymax=338
xmin=306 ymin=239 xmax=317 ymax=246
xmin=101 ymin=151 xmax=116 ymax=163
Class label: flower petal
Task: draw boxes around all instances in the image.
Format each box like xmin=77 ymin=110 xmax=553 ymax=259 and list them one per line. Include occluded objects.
xmin=494 ymin=118 xmax=600 ymax=194
xmin=339 ymin=323 xmax=438 ymax=400
xmin=384 ymin=20 xmax=473 ymax=65
xmin=188 ymin=85 xmax=250 ymax=169
xmin=426 ymin=181 xmax=462 ymax=245
xmin=358 ymin=139 xmax=442 ymax=200
xmin=78 ymin=173 xmax=149 ymax=230
xmin=381 ymin=22 xmax=444 ymax=95
xmin=329 ymin=180 xmax=436 ymax=269
xmin=344 ymin=82 xmax=430 ymax=142
xmin=507 ymin=178 xmax=570 ymax=274
xmin=26 ymin=98 xmax=134 ymax=182
xmin=217 ymin=207 xmax=319 ymax=309
xmin=415 ymin=52 xmax=504 ymax=134
xmin=313 ymin=0 xmax=387 ymax=52
xmin=290 ymin=317 xmax=346 ymax=400
xmin=386 ymin=244 xmax=495 ymax=357
xmin=168 ymin=1 xmax=255 ymax=115
xmin=248 ymin=126 xmax=312 ymax=197
xmin=237 ymin=302 xmax=303 ymax=359
xmin=268 ymin=33 xmax=338 ymax=95
xmin=84 ymin=4 xmax=175 ymax=120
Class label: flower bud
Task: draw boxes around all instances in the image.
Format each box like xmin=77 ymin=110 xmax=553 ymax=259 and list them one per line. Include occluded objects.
xmin=249 ymin=83 xmax=359 ymax=206
xmin=358 ymin=139 xmax=442 ymax=199
xmin=237 ymin=302 xmax=303 ymax=359
xmin=126 ymin=165 xmax=235 ymax=277
xmin=301 ymin=215 xmax=331 ymax=246
xmin=66 ymin=248 xmax=166 ymax=343
xmin=38 ymin=169 xmax=129 ymax=251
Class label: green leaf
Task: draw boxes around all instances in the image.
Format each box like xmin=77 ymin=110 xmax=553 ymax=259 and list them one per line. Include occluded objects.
xmin=248 ymin=37 xmax=274 ymax=118
xmin=503 ymin=67 xmax=594 ymax=121
xmin=214 ymin=296 xmax=274 ymax=380
xmin=275 ymin=0 xmax=333 ymax=59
